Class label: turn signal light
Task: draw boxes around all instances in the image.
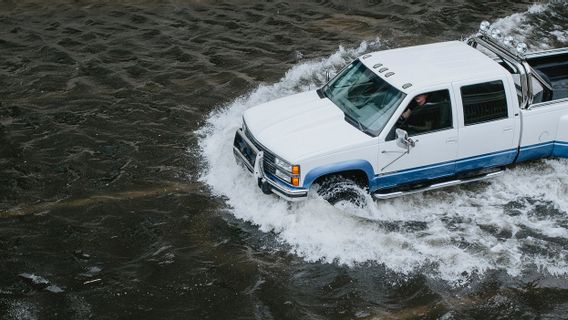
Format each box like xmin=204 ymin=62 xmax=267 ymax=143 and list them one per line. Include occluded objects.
xmin=292 ymin=165 xmax=300 ymax=175
xmin=291 ymin=177 xmax=300 ymax=186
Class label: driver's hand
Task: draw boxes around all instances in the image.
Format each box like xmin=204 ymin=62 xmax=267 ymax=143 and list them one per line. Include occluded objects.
xmin=397 ymin=109 xmax=411 ymax=126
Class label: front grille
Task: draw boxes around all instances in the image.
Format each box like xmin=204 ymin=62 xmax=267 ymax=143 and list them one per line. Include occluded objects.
xmin=243 ymin=127 xmax=278 ymax=176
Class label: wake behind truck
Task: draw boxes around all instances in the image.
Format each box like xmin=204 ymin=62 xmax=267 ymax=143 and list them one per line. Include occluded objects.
xmin=233 ymin=24 xmax=568 ymax=202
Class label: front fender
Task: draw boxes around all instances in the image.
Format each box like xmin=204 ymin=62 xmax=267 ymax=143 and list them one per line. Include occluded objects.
xmin=302 ymin=160 xmax=375 ymax=189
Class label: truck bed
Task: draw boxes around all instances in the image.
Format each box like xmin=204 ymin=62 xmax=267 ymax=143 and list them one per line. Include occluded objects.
xmin=527 ymin=51 xmax=568 ymax=101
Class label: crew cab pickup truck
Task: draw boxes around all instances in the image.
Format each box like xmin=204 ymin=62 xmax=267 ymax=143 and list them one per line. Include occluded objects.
xmin=233 ymin=32 xmax=568 ymax=201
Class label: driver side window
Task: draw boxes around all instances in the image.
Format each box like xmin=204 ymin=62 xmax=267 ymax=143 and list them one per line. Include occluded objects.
xmin=387 ymin=89 xmax=453 ymax=140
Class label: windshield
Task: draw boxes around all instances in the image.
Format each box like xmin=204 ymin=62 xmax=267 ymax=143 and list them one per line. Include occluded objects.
xmin=322 ymin=60 xmax=406 ymax=136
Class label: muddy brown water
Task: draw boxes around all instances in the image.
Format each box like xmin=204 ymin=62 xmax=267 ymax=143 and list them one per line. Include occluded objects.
xmin=2 ymin=1 xmax=568 ymax=319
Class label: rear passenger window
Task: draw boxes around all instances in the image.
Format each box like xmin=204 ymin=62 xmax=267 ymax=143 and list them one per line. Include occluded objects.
xmin=461 ymin=80 xmax=508 ymax=125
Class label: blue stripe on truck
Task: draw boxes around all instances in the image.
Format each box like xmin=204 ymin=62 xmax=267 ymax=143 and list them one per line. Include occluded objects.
xmin=372 ymin=158 xmax=455 ymax=190
xmin=553 ymin=141 xmax=568 ymax=157
xmin=304 ymin=141 xmax=568 ymax=192
xmin=373 ymin=148 xmax=517 ymax=190
xmin=516 ymin=141 xmax=568 ymax=161
xmin=516 ymin=141 xmax=555 ymax=162
xmin=455 ymin=149 xmax=517 ymax=172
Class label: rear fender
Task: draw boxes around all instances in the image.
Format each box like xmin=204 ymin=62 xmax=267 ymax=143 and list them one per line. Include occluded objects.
xmin=553 ymin=113 xmax=568 ymax=157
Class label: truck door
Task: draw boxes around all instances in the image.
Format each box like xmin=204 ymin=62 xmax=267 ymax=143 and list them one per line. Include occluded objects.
xmin=451 ymin=78 xmax=519 ymax=173
xmin=376 ymin=88 xmax=459 ymax=190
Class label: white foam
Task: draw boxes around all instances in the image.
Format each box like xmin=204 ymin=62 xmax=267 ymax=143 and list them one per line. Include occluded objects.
xmin=486 ymin=3 xmax=568 ymax=51
xmin=551 ymin=30 xmax=568 ymax=43
xmin=196 ymin=6 xmax=568 ymax=285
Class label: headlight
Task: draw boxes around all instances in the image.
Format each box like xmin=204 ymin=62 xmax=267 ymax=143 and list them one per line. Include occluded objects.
xmin=274 ymin=157 xmax=301 ymax=186
xmin=274 ymin=157 xmax=292 ymax=171
xmin=275 ymin=169 xmax=290 ymax=181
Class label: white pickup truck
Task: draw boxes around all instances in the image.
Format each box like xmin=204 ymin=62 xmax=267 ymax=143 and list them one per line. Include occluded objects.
xmin=233 ymin=30 xmax=568 ymax=202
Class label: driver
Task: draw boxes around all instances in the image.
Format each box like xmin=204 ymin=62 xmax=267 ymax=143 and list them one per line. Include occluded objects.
xmin=398 ymin=94 xmax=428 ymax=125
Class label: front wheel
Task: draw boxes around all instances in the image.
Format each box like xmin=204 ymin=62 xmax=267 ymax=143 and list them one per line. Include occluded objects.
xmin=314 ymin=176 xmax=368 ymax=207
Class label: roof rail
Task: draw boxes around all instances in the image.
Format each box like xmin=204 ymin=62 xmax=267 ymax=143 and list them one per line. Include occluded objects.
xmin=467 ymin=33 xmax=532 ymax=109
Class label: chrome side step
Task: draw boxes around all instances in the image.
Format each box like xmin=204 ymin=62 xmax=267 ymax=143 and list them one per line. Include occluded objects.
xmin=372 ymin=170 xmax=504 ymax=200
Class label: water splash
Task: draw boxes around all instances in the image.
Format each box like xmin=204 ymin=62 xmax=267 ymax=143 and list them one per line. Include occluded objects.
xmin=196 ymin=5 xmax=568 ymax=284
xmin=482 ymin=2 xmax=568 ymax=51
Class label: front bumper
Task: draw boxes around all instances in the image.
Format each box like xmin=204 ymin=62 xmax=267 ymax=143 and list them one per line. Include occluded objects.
xmin=232 ymin=128 xmax=308 ymax=201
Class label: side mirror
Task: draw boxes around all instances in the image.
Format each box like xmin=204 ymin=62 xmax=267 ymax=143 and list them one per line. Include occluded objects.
xmin=396 ymin=128 xmax=416 ymax=149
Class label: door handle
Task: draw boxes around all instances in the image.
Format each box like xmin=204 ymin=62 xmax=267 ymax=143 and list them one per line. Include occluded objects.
xmin=503 ymin=127 xmax=513 ymax=132
xmin=446 ymin=137 xmax=457 ymax=143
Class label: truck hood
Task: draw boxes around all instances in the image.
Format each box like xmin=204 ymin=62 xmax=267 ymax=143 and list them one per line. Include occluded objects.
xmin=243 ymin=91 xmax=372 ymax=161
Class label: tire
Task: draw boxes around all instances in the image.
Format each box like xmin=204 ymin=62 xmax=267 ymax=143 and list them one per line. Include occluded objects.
xmin=314 ymin=175 xmax=368 ymax=206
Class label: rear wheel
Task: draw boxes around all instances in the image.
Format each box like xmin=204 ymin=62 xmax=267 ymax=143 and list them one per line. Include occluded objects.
xmin=314 ymin=175 xmax=368 ymax=206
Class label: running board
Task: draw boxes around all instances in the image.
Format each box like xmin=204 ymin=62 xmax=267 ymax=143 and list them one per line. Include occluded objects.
xmin=372 ymin=171 xmax=504 ymax=200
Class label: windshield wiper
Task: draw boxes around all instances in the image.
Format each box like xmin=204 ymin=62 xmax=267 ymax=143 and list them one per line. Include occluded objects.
xmin=344 ymin=113 xmax=368 ymax=134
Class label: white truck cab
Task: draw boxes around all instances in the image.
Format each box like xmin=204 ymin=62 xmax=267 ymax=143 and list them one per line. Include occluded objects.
xmin=233 ymin=31 xmax=568 ymax=202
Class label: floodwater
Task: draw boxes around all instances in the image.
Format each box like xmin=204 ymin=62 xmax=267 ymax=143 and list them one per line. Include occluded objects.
xmin=1 ymin=0 xmax=568 ymax=319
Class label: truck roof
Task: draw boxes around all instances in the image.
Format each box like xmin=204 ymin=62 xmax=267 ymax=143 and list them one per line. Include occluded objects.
xmin=360 ymin=41 xmax=508 ymax=94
